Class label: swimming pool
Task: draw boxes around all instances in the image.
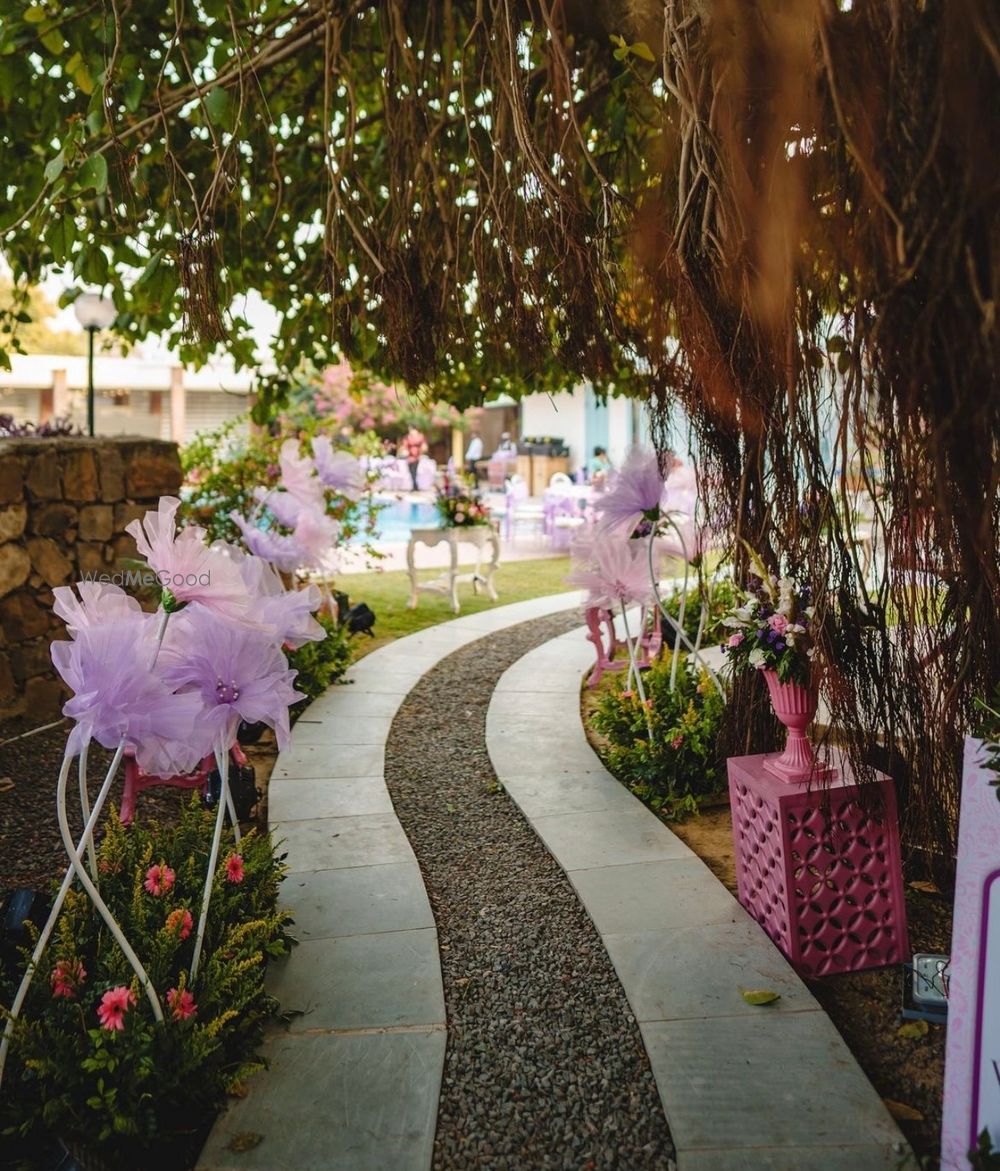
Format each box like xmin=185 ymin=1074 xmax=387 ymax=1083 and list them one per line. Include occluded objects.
xmin=356 ymin=497 xmax=440 ymax=543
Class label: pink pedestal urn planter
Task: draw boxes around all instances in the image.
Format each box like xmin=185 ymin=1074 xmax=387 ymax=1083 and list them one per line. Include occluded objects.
xmin=728 ymin=749 xmax=909 ymax=978
xmin=760 ymin=668 xmax=836 ymax=783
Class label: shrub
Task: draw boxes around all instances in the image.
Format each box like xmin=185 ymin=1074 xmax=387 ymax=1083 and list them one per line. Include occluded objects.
xmin=0 ymin=801 xmax=292 ymax=1169
xmin=657 ymin=576 xmax=740 ymax=647
xmin=591 ymin=652 xmax=726 ymax=817
xmin=287 ymin=611 xmax=355 ymax=710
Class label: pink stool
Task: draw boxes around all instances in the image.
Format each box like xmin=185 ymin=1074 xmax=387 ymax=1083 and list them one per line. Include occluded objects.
xmin=584 ymin=606 xmax=662 ymax=688
xmin=120 ymin=742 xmax=249 ymax=826
xmin=728 ymin=750 xmax=909 ymax=978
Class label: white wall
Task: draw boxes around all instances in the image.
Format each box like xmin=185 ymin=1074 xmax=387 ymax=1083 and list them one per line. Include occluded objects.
xmin=519 ymin=390 xmax=587 ymax=472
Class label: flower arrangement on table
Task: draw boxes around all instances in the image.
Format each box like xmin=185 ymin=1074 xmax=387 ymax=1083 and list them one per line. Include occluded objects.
xmin=435 ymin=476 xmax=492 ymax=528
xmin=720 ymin=552 xmax=817 ymax=686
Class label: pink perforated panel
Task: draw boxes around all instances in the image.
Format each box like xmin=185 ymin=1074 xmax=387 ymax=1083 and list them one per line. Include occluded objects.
xmin=728 ymin=752 xmax=909 ymax=977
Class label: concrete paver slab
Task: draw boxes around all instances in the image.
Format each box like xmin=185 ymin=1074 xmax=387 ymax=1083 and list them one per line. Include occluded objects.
xmin=274 ymin=813 xmax=416 ymax=873
xmin=280 ymin=862 xmax=433 ymax=941
xmin=273 ymin=743 xmax=385 ymax=780
xmin=531 ymin=808 xmax=694 ymax=871
xmin=268 ymin=776 xmax=394 ymax=822
xmin=679 ymin=1145 xmax=905 ymax=1170
xmin=500 ymin=771 xmax=639 ymax=818
xmin=198 ymin=1029 xmax=446 ymax=1171
xmin=287 ymin=716 xmax=393 ymax=745
xmin=267 ymin=929 xmax=445 ymax=1031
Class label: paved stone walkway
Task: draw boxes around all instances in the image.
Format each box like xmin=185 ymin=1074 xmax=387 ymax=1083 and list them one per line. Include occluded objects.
xmin=199 ymin=595 xmax=912 ymax=1171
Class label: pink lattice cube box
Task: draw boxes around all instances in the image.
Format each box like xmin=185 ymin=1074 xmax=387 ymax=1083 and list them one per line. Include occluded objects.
xmin=727 ymin=751 xmax=909 ymax=978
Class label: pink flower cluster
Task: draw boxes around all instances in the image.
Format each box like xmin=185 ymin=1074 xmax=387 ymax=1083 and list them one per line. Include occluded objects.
xmin=97 ymin=986 xmax=136 ymax=1031
xmin=51 ymin=959 xmax=86 ymax=1000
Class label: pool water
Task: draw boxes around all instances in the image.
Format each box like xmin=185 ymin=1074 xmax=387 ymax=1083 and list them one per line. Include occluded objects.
xmin=357 ymin=497 xmax=440 ymax=543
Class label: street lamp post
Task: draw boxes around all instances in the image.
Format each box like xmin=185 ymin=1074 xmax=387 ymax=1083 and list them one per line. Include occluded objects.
xmin=72 ymin=293 xmax=116 ymax=437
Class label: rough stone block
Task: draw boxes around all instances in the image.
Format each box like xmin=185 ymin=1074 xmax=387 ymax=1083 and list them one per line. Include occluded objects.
xmin=0 ymin=543 xmax=31 ymax=599
xmin=125 ymin=450 xmax=182 ymax=498
xmin=0 ymin=504 xmax=27 ymax=543
xmin=0 ymin=455 xmax=25 ymax=504
xmin=22 ymin=673 xmax=65 ymax=715
xmin=26 ymin=537 xmax=73 ymax=587
xmin=114 ymin=502 xmax=149 ymax=532
xmin=76 ymin=542 xmax=110 ymax=574
xmin=62 ymin=451 xmax=99 ymax=501
xmin=9 ymin=637 xmax=54 ymax=683
xmin=25 ymin=451 xmax=62 ymax=500
xmin=111 ymin=532 xmax=138 ymax=563
xmin=0 ymin=590 xmax=50 ymax=641
xmin=0 ymin=651 xmax=15 ymax=703
xmin=31 ymin=502 xmax=77 ymax=538
xmin=78 ymin=504 xmax=114 ymax=542
xmin=99 ymin=447 xmax=125 ymax=502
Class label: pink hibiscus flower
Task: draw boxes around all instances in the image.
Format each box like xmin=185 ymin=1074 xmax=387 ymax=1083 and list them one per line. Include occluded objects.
xmin=51 ymin=959 xmax=86 ymax=1000
xmin=144 ymin=863 xmax=175 ymax=896
xmin=97 ymin=986 xmax=136 ymax=1031
xmin=166 ymin=908 xmax=194 ymax=940
xmin=225 ymin=854 xmax=245 ymax=884
xmin=167 ymin=987 xmax=197 ymax=1022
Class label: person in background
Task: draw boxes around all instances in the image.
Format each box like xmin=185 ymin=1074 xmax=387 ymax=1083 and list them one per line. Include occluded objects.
xmin=402 ymin=425 xmax=428 ymax=491
xmin=495 ymin=431 xmax=517 ymax=456
xmin=589 ymin=445 xmax=612 ymax=485
xmin=464 ymin=430 xmax=484 ymax=480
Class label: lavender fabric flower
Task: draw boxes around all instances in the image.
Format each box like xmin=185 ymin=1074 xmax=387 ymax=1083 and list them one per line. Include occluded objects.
xmin=566 ymin=529 xmax=657 ymax=609
xmin=236 ymin=554 xmax=325 ymax=648
xmin=230 ymin=512 xmax=308 ymax=573
xmin=52 ymin=582 xmax=142 ymax=635
xmin=51 ymin=616 xmax=206 ymax=776
xmin=278 ymin=439 xmax=325 ymax=507
xmin=160 ymin=608 xmax=303 ymax=753
xmin=594 ymin=448 xmax=666 ymax=536
xmin=292 ymin=503 xmax=340 ymax=569
xmin=313 ymin=436 xmax=365 ymax=501
xmin=253 ymin=486 xmax=305 ymax=529
xmin=127 ymin=497 xmax=252 ymax=622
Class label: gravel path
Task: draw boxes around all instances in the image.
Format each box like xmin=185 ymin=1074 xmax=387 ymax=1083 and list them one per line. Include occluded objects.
xmin=385 ymin=613 xmax=675 ymax=1171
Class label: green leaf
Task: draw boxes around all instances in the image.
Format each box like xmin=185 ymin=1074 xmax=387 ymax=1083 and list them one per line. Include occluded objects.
xmin=77 ymin=152 xmax=109 ymax=193
xmin=23 ymin=6 xmax=47 ymax=23
xmin=39 ymin=27 xmax=64 ymax=55
xmin=43 ymin=150 xmax=65 ymax=184
xmin=123 ymin=76 xmax=144 ymax=112
xmin=78 ymin=246 xmax=109 ymax=285
xmin=46 ymin=215 xmax=77 ymax=262
xmin=897 ymin=1019 xmax=929 ymax=1040
xmin=135 ymin=249 xmax=165 ymax=285
xmin=629 ymin=42 xmax=657 ymax=63
xmin=741 ymin=988 xmax=781 ymax=1006
xmin=204 ymin=86 xmax=230 ymax=125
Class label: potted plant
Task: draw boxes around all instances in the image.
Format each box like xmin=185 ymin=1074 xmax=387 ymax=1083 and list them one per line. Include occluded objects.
xmin=721 ymin=550 xmax=835 ymax=782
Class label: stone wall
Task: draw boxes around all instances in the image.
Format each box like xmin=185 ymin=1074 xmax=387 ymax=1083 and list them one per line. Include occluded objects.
xmin=0 ymin=437 xmax=182 ymax=722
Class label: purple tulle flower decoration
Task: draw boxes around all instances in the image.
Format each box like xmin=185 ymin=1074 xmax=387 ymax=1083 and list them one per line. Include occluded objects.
xmin=292 ymin=503 xmax=340 ymax=568
xmin=230 ymin=512 xmax=308 ymax=573
xmin=51 ymin=616 xmax=206 ymax=775
xmin=594 ymin=449 xmax=666 ymax=536
xmin=160 ymin=609 xmax=303 ymax=752
xmin=127 ymin=497 xmax=252 ymax=622
xmin=237 ymin=554 xmax=324 ymax=648
xmin=566 ymin=529 xmax=657 ymax=609
xmin=52 ymin=582 xmax=142 ymax=635
xmin=253 ymin=486 xmax=305 ymax=529
xmin=312 ymin=437 xmax=365 ymax=501
xmin=278 ymin=439 xmax=325 ymax=507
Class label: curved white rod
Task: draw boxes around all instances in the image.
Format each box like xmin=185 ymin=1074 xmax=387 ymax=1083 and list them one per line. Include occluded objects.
xmin=0 ymin=737 xmax=129 ymax=1086
xmin=55 ymin=746 xmax=164 ymax=1023
xmin=78 ymin=743 xmax=97 ymax=881
xmin=620 ymin=601 xmax=654 ymax=738
xmin=225 ymin=780 xmax=241 ymax=844
xmin=646 ymin=519 xmax=727 ymax=699
xmin=190 ymin=746 xmax=230 ymax=983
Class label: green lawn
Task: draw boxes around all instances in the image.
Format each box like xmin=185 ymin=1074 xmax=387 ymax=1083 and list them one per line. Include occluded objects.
xmin=333 ymin=555 xmax=574 ymax=658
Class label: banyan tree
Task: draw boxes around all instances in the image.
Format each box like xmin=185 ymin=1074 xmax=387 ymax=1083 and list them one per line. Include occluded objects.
xmin=1 ymin=0 xmax=997 ymax=875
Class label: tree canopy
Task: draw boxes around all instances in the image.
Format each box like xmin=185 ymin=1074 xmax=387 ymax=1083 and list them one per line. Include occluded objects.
xmin=1 ymin=0 xmax=997 ymax=869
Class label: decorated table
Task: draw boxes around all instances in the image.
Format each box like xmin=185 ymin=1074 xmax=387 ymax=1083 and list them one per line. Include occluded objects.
xmin=406 ymin=525 xmax=501 ymax=614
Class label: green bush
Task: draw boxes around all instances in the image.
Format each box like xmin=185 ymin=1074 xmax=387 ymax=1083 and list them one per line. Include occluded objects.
xmin=657 ymin=576 xmax=740 ymax=647
xmin=0 ymin=801 xmax=292 ymax=1169
xmin=592 ymin=652 xmax=726 ymax=818
xmin=287 ymin=611 xmax=355 ymax=710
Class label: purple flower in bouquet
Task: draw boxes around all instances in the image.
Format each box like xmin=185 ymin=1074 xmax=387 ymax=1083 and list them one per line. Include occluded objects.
xmin=52 ymin=581 xmax=143 ymax=635
xmin=160 ymin=608 xmax=303 ymax=752
xmin=51 ymin=615 xmax=206 ymax=775
xmin=594 ymin=448 xmax=665 ymax=536
xmin=237 ymin=554 xmax=324 ymax=648
xmin=567 ymin=529 xmax=657 ymax=609
xmin=313 ymin=436 xmax=366 ymax=501
xmin=127 ymin=497 xmax=252 ymax=621
xmin=230 ymin=512 xmax=307 ymax=573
